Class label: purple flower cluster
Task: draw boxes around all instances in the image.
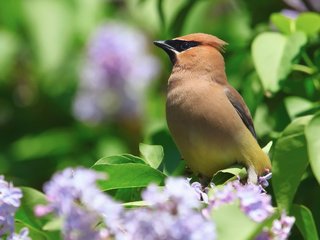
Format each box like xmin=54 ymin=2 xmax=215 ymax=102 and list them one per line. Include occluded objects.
xmin=120 ymin=178 xmax=216 ymax=240
xmin=284 ymin=0 xmax=320 ymax=12
xmin=282 ymin=0 xmax=320 ymax=19
xmin=35 ymin=167 xmax=295 ymax=240
xmin=204 ymin=180 xmax=274 ymax=222
xmin=7 ymin=228 xmax=31 ymax=240
xmin=191 ymin=179 xmax=295 ymax=240
xmin=73 ymin=22 xmax=159 ymax=123
xmin=35 ymin=167 xmax=123 ymax=240
xmin=0 ymin=176 xmax=30 ymax=240
xmin=257 ymin=212 xmax=295 ymax=240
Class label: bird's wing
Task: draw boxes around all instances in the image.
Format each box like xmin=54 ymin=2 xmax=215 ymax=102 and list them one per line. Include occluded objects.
xmin=224 ymin=86 xmax=257 ymax=139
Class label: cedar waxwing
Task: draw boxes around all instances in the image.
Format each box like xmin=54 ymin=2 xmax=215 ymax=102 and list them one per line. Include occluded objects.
xmin=154 ymin=33 xmax=271 ymax=183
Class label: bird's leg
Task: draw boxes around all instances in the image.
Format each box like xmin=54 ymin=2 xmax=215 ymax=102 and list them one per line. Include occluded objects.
xmin=247 ymin=165 xmax=258 ymax=184
xmin=198 ymin=174 xmax=211 ymax=187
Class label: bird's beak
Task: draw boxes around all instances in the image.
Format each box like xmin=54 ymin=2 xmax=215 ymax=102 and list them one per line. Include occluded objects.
xmin=153 ymin=40 xmax=175 ymax=52
xmin=153 ymin=40 xmax=177 ymax=64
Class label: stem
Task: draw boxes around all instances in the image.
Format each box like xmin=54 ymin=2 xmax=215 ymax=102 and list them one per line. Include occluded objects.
xmin=302 ymin=52 xmax=317 ymax=69
xmin=292 ymin=64 xmax=316 ymax=74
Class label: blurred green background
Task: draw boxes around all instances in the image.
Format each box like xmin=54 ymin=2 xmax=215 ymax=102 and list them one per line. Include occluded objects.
xmin=1 ymin=0 xmax=320 ymax=198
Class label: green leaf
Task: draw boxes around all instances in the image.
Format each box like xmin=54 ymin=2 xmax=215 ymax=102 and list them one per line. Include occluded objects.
xmin=139 ymin=143 xmax=164 ymax=169
xmin=15 ymin=187 xmax=59 ymax=239
xmin=42 ymin=218 xmax=62 ymax=231
xmin=144 ymin=125 xmax=181 ymax=175
xmin=22 ymin=0 xmax=73 ymax=72
xmin=95 ymin=154 xmax=145 ymax=165
xmin=0 ymin=30 xmax=19 ymax=80
xmin=272 ymin=116 xmax=312 ymax=210
xmin=15 ymin=187 xmax=48 ymax=230
xmin=262 ymin=141 xmax=273 ymax=155
xmin=285 ymin=96 xmax=314 ymax=120
xmin=169 ymin=0 xmax=199 ymax=35
xmin=296 ymin=13 xmax=320 ymax=36
xmin=212 ymin=204 xmax=268 ymax=240
xmin=15 ymin=221 xmax=48 ymax=240
xmin=212 ymin=165 xmax=246 ymax=185
xmin=291 ymin=204 xmax=319 ymax=240
xmin=305 ymin=113 xmax=320 ymax=185
xmin=271 ymin=13 xmax=294 ymax=34
xmin=11 ymin=129 xmax=77 ymax=161
xmin=252 ymin=32 xmax=307 ymax=93
xmin=92 ymin=158 xmax=166 ymax=191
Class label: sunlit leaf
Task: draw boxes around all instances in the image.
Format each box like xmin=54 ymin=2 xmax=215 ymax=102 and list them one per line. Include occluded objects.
xmin=95 ymin=154 xmax=145 ymax=165
xmin=296 ymin=13 xmax=320 ymax=36
xmin=272 ymin=116 xmax=312 ymax=210
xmin=285 ymin=96 xmax=314 ymax=120
xmin=262 ymin=141 xmax=273 ymax=155
xmin=22 ymin=0 xmax=73 ymax=72
xmin=252 ymin=32 xmax=307 ymax=93
xmin=139 ymin=143 xmax=164 ymax=169
xmin=11 ymin=129 xmax=77 ymax=161
xmin=212 ymin=204 xmax=270 ymax=240
xmin=271 ymin=13 xmax=294 ymax=34
xmin=92 ymin=157 xmax=166 ymax=191
xmin=305 ymin=112 xmax=320 ymax=185
xmin=291 ymin=204 xmax=319 ymax=240
xmin=212 ymin=165 xmax=246 ymax=185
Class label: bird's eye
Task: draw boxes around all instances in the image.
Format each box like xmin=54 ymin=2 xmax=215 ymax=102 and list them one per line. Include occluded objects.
xmin=181 ymin=42 xmax=190 ymax=51
xmin=178 ymin=41 xmax=199 ymax=52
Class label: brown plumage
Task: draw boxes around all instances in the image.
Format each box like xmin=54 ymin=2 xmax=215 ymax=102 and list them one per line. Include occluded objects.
xmin=154 ymin=33 xmax=271 ymax=183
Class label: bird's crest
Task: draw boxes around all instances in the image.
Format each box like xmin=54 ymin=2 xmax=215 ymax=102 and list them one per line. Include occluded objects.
xmin=175 ymin=33 xmax=228 ymax=52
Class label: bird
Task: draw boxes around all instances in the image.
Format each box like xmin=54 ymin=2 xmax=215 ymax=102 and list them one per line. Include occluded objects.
xmin=154 ymin=33 xmax=271 ymax=184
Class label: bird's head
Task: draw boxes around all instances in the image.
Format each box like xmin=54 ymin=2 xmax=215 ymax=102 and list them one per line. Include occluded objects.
xmin=154 ymin=33 xmax=227 ymax=65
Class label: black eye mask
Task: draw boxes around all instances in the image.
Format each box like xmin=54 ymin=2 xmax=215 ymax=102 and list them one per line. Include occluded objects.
xmin=164 ymin=40 xmax=200 ymax=52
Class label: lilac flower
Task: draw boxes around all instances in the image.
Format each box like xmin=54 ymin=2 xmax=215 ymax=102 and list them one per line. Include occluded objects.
xmin=0 ymin=175 xmax=23 ymax=236
xmin=63 ymin=206 xmax=101 ymax=240
xmin=73 ymin=22 xmax=160 ymax=123
xmin=207 ymin=180 xmax=274 ymax=222
xmin=122 ymin=208 xmax=216 ymax=240
xmin=122 ymin=177 xmax=216 ymax=240
xmin=142 ymin=178 xmax=201 ymax=215
xmin=35 ymin=167 xmax=123 ymax=239
xmin=271 ymin=212 xmax=295 ymax=240
xmin=258 ymin=172 xmax=272 ymax=188
xmin=256 ymin=212 xmax=295 ymax=240
xmin=235 ymin=182 xmax=274 ymax=222
xmin=284 ymin=0 xmax=320 ymax=12
xmin=8 ymin=228 xmax=31 ymax=240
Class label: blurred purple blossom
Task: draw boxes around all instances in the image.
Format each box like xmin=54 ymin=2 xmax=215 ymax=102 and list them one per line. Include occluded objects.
xmin=122 ymin=208 xmax=216 ymax=240
xmin=142 ymin=178 xmax=201 ymax=215
xmin=73 ymin=22 xmax=160 ymax=123
xmin=284 ymin=0 xmax=320 ymax=12
xmin=207 ymin=180 xmax=274 ymax=222
xmin=35 ymin=167 xmax=123 ymax=240
xmin=281 ymin=9 xmax=300 ymax=19
xmin=256 ymin=212 xmax=295 ymax=240
xmin=282 ymin=0 xmax=320 ymax=20
xmin=33 ymin=168 xmax=296 ymax=240
xmin=271 ymin=212 xmax=295 ymax=240
xmin=0 ymin=175 xmax=23 ymax=236
xmin=122 ymin=177 xmax=216 ymax=240
xmin=8 ymin=228 xmax=31 ymax=240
